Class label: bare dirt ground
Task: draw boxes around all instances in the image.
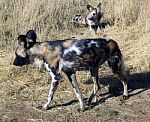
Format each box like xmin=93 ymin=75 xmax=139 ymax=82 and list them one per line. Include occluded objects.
xmin=0 ymin=27 xmax=150 ymax=122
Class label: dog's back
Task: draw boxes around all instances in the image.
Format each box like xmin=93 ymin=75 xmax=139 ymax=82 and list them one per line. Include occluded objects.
xmin=39 ymin=38 xmax=119 ymax=73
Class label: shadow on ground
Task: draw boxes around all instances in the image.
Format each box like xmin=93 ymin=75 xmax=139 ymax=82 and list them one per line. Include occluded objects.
xmin=43 ymin=71 xmax=150 ymax=111
xmin=87 ymin=71 xmax=150 ymax=95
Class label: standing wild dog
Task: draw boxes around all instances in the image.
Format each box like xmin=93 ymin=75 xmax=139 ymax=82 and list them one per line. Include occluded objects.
xmin=73 ymin=3 xmax=102 ymax=34
xmin=13 ymin=30 xmax=128 ymax=110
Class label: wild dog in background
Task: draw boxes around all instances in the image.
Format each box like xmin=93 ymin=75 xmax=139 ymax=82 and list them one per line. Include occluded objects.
xmin=13 ymin=30 xmax=129 ymax=111
xmin=73 ymin=3 xmax=102 ymax=34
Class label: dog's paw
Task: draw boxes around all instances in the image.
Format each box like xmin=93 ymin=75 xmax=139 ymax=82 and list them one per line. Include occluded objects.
xmin=120 ymin=95 xmax=128 ymax=102
xmin=42 ymin=103 xmax=50 ymax=111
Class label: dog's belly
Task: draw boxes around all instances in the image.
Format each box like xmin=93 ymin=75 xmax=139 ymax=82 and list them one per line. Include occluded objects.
xmin=61 ymin=55 xmax=103 ymax=72
xmin=71 ymin=62 xmax=90 ymax=71
xmin=62 ymin=61 xmax=89 ymax=72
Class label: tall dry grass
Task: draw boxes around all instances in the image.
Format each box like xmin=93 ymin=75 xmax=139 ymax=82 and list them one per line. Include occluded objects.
xmin=0 ymin=0 xmax=150 ymax=74
xmin=0 ymin=0 xmax=149 ymax=50
xmin=0 ymin=0 xmax=91 ymax=49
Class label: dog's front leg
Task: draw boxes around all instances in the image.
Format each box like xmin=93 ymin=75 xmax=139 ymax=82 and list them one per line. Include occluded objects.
xmin=43 ymin=63 xmax=60 ymax=110
xmin=43 ymin=81 xmax=59 ymax=110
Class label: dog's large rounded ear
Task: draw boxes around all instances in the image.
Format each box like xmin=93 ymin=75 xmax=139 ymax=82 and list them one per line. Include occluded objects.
xmin=97 ymin=3 xmax=101 ymax=8
xmin=17 ymin=35 xmax=27 ymax=48
xmin=26 ymin=30 xmax=37 ymax=48
xmin=86 ymin=5 xmax=94 ymax=12
xmin=97 ymin=3 xmax=102 ymax=12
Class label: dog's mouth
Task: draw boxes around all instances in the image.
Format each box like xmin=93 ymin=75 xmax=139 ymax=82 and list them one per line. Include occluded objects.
xmin=13 ymin=58 xmax=27 ymax=66
xmin=13 ymin=54 xmax=29 ymax=66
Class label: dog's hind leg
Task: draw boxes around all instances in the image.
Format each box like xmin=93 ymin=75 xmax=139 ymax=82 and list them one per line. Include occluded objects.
xmin=87 ymin=68 xmax=100 ymax=105
xmin=115 ymin=68 xmax=128 ymax=100
xmin=108 ymin=55 xmax=128 ymax=101
xmin=65 ymin=72 xmax=85 ymax=110
xmin=117 ymin=57 xmax=128 ymax=100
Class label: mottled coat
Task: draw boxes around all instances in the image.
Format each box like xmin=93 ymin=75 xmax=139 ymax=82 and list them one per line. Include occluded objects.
xmin=13 ymin=30 xmax=128 ymax=110
xmin=73 ymin=3 xmax=102 ymax=34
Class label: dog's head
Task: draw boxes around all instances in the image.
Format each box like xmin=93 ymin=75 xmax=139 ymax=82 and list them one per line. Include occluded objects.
xmin=13 ymin=30 xmax=37 ymax=66
xmin=86 ymin=3 xmax=102 ymax=23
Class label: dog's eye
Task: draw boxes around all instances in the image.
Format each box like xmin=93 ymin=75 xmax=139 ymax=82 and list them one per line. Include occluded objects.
xmin=93 ymin=13 xmax=96 ymax=16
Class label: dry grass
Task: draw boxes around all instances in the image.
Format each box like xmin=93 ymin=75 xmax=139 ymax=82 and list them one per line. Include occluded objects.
xmin=0 ymin=0 xmax=149 ymax=48
xmin=0 ymin=0 xmax=150 ymax=121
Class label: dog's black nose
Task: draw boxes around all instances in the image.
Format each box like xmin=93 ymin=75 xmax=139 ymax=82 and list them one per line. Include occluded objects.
xmin=13 ymin=58 xmax=25 ymax=66
xmin=13 ymin=60 xmax=20 ymax=66
xmin=13 ymin=59 xmax=17 ymax=66
xmin=93 ymin=13 xmax=96 ymax=16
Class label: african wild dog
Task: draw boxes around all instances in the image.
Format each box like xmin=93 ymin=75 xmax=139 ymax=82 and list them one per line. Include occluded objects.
xmin=13 ymin=30 xmax=128 ymax=110
xmin=13 ymin=30 xmax=37 ymax=66
xmin=73 ymin=3 xmax=102 ymax=34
